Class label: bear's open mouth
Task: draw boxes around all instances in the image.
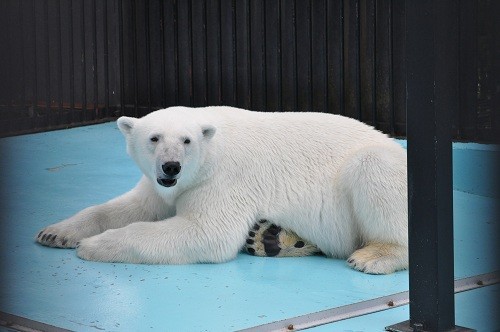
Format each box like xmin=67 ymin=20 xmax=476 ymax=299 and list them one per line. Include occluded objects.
xmin=157 ymin=178 xmax=177 ymax=187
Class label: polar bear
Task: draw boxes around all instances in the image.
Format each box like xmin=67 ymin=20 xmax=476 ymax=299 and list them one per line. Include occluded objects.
xmin=36 ymin=106 xmax=408 ymax=274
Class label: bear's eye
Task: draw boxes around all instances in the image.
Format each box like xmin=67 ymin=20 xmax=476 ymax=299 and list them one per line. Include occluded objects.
xmin=150 ymin=136 xmax=159 ymax=143
xmin=184 ymin=138 xmax=191 ymax=144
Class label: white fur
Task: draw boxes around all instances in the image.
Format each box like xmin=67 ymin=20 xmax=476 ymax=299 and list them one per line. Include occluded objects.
xmin=36 ymin=106 xmax=408 ymax=274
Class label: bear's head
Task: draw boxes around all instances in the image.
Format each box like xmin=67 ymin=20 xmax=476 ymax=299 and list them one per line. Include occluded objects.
xmin=117 ymin=108 xmax=216 ymax=190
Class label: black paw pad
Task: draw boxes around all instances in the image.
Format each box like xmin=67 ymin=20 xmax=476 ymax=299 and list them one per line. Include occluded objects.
xmin=294 ymin=241 xmax=305 ymax=248
xmin=262 ymin=225 xmax=282 ymax=257
xmin=267 ymin=224 xmax=281 ymax=236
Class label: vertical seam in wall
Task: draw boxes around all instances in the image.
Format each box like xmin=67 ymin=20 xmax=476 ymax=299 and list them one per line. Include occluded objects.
xmin=160 ymin=0 xmax=166 ymax=107
xmin=232 ymin=0 xmax=237 ymax=105
xmin=340 ymin=0 xmax=345 ymax=115
xmin=293 ymin=0 xmax=297 ymax=111
xmin=356 ymin=0 xmax=362 ymax=121
xmin=118 ymin=0 xmax=124 ymax=115
xmin=188 ymin=0 xmax=194 ymax=106
xmin=92 ymin=0 xmax=98 ymax=119
xmin=145 ymin=0 xmax=152 ymax=112
xmin=81 ymin=0 xmax=86 ymax=119
xmin=218 ymin=0 xmax=223 ymax=105
xmin=262 ymin=0 xmax=267 ymax=110
xmin=373 ymin=0 xmax=377 ymax=127
xmin=278 ymin=0 xmax=282 ymax=111
xmin=57 ymin=0 xmax=63 ymax=113
xmin=389 ymin=0 xmax=395 ymax=135
xmin=325 ymin=0 xmax=329 ymax=113
xmin=294 ymin=0 xmax=300 ymax=111
xmin=174 ymin=0 xmax=179 ymax=105
xmin=247 ymin=0 xmax=252 ymax=109
xmin=132 ymin=0 xmax=138 ymax=116
xmin=44 ymin=0 xmax=51 ymax=122
xmin=69 ymin=0 xmax=75 ymax=117
xmin=103 ymin=0 xmax=109 ymax=117
xmin=204 ymin=0 xmax=209 ymax=105
xmin=306 ymin=0 xmax=310 ymax=112
xmin=323 ymin=0 xmax=328 ymax=113
xmin=20 ymin=1 xmax=26 ymax=112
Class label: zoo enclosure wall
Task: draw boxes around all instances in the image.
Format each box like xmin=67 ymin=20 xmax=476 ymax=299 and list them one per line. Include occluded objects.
xmin=0 ymin=0 xmax=498 ymax=142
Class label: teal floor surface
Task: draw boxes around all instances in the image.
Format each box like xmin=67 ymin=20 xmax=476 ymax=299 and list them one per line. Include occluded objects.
xmin=0 ymin=122 xmax=498 ymax=331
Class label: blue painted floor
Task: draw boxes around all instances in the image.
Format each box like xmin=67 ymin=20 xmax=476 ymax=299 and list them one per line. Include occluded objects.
xmin=0 ymin=122 xmax=498 ymax=331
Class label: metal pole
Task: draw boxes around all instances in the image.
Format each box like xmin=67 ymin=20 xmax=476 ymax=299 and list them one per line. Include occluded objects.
xmin=386 ymin=1 xmax=473 ymax=331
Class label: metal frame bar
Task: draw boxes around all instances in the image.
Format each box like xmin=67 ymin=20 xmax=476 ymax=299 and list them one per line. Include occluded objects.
xmin=387 ymin=1 xmax=472 ymax=331
xmin=236 ymin=272 xmax=498 ymax=332
xmin=0 ymin=312 xmax=72 ymax=332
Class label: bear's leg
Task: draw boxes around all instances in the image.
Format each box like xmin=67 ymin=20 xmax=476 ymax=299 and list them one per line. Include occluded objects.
xmin=341 ymin=144 xmax=408 ymax=274
xmin=76 ymin=215 xmax=247 ymax=264
xmin=36 ymin=176 xmax=170 ymax=248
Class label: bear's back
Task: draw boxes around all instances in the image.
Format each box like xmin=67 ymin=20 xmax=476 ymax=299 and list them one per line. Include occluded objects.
xmin=204 ymin=106 xmax=398 ymax=164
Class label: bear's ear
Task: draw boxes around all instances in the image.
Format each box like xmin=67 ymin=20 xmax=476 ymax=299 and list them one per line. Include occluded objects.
xmin=117 ymin=116 xmax=137 ymax=136
xmin=201 ymin=124 xmax=216 ymax=140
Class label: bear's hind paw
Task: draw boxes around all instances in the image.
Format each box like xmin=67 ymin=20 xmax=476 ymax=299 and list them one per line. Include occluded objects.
xmin=347 ymin=243 xmax=408 ymax=274
xmin=244 ymin=219 xmax=321 ymax=258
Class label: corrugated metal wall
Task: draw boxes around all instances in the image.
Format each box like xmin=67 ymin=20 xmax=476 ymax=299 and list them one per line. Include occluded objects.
xmin=118 ymin=0 xmax=408 ymax=137
xmin=0 ymin=0 xmax=498 ymax=142
xmin=0 ymin=0 xmax=122 ymax=133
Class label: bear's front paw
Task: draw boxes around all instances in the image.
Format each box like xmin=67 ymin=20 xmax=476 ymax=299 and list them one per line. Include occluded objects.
xmin=245 ymin=219 xmax=321 ymax=257
xmin=36 ymin=213 xmax=103 ymax=249
xmin=76 ymin=229 xmax=132 ymax=263
xmin=36 ymin=223 xmax=87 ymax=248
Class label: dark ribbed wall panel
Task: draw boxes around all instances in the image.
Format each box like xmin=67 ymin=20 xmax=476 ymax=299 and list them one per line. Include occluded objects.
xmin=0 ymin=0 xmax=122 ymax=134
xmin=0 ymin=0 xmax=498 ymax=142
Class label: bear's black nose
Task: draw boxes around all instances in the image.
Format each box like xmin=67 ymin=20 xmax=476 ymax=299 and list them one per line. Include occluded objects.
xmin=162 ymin=161 xmax=181 ymax=176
